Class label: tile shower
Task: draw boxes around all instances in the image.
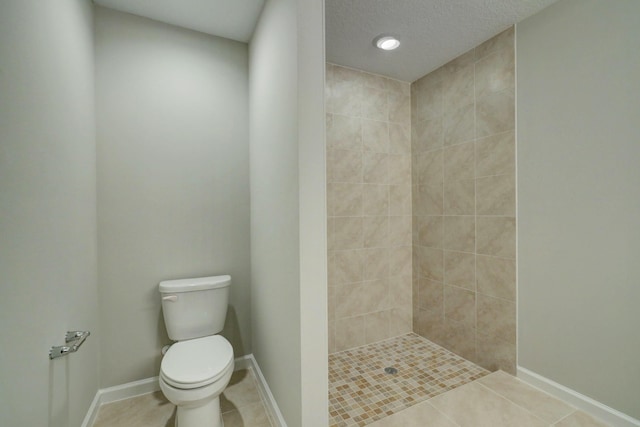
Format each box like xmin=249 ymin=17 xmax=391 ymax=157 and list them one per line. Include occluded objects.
xmin=327 ymin=27 xmax=516 ymax=425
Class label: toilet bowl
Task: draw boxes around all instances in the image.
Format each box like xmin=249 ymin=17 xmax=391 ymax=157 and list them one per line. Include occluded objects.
xmin=159 ymin=335 xmax=234 ymax=427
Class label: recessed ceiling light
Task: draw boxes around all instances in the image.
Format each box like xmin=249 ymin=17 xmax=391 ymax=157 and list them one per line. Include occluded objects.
xmin=374 ymin=35 xmax=400 ymax=51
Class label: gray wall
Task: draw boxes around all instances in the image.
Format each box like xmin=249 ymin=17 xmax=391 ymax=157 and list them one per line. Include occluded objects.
xmin=517 ymin=0 xmax=640 ymax=419
xmin=0 ymin=1 xmax=99 ymax=426
xmin=249 ymin=0 xmax=302 ymax=424
xmin=95 ymin=6 xmax=251 ymax=387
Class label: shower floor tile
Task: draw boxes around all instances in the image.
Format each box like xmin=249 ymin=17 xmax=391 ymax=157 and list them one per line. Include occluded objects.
xmin=328 ymin=333 xmax=489 ymax=427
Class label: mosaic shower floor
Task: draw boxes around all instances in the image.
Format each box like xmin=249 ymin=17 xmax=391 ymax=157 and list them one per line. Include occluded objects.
xmin=328 ymin=333 xmax=489 ymax=427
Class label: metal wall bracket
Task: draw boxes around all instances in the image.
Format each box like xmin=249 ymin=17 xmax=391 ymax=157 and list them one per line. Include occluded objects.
xmin=49 ymin=331 xmax=90 ymax=360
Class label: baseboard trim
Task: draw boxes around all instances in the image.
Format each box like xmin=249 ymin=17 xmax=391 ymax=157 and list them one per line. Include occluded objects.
xmin=517 ymin=366 xmax=640 ymax=427
xmin=81 ymin=354 xmax=287 ymax=427
xmin=237 ymin=354 xmax=288 ymax=427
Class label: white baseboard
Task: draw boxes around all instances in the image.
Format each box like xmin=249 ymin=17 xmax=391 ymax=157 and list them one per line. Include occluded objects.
xmin=517 ymin=366 xmax=640 ymax=427
xmin=236 ymin=354 xmax=288 ymax=427
xmin=82 ymin=354 xmax=287 ymax=427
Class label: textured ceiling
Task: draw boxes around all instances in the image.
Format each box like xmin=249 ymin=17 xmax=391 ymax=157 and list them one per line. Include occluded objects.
xmin=326 ymin=0 xmax=559 ymax=82
xmin=93 ymin=0 xmax=265 ymax=43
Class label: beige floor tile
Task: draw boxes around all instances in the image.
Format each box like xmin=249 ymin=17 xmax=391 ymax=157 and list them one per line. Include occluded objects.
xmin=222 ymin=401 xmax=272 ymax=427
xmin=554 ymin=410 xmax=610 ymax=427
xmin=429 ymin=381 xmax=547 ymax=427
xmin=92 ymin=391 xmax=175 ymax=427
xmin=366 ymin=401 xmax=459 ymax=427
xmin=478 ymin=371 xmax=574 ymax=423
xmin=221 ymin=368 xmax=264 ymax=413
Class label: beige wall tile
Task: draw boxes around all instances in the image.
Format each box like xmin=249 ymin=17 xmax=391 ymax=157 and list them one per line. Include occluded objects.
xmin=476 ymin=331 xmax=516 ymax=374
xmin=389 ymin=123 xmax=411 ymax=154
xmin=361 ymin=71 xmax=387 ymax=91
xmin=475 ymin=26 xmax=514 ymax=60
xmin=444 ymin=142 xmax=475 ymax=181
xmin=329 ymin=78 xmax=362 ymax=117
xmin=332 ymin=249 xmax=364 ymax=285
xmin=417 ymin=149 xmax=443 ymax=186
xmin=418 ymin=215 xmax=443 ymax=248
xmin=364 ymin=310 xmax=391 ymax=344
xmin=418 ymin=246 xmax=444 ymax=282
xmin=476 ymin=255 xmax=515 ymax=300
xmin=477 ymin=294 xmax=516 ymax=343
xmin=386 ymin=78 xmax=410 ymax=95
xmin=332 ymin=148 xmax=362 ymax=183
xmin=444 ymin=250 xmax=475 ymax=290
xmin=475 ymin=47 xmax=515 ymax=99
xmin=476 ymin=89 xmax=515 ymax=138
xmin=362 ymin=86 xmax=389 ymax=121
xmin=335 ymin=315 xmax=365 ymax=351
xmin=444 ymin=285 xmax=476 ymax=328
xmin=363 ymin=215 xmax=389 ymax=247
xmin=418 ymin=278 xmax=443 ymax=311
xmin=388 ymin=154 xmax=412 ymax=185
xmin=413 ymin=79 xmax=443 ymax=122
xmin=417 ymin=184 xmax=444 ymax=215
xmin=332 ymin=182 xmax=363 ymax=216
xmin=388 ymin=92 xmax=411 ymax=125
xmin=442 ymin=65 xmax=474 ymax=113
xmin=443 ymin=216 xmax=475 ymax=252
xmin=361 ymin=279 xmax=390 ymax=313
xmin=477 ymin=216 xmax=516 ymax=258
xmin=413 ymin=118 xmax=443 ymax=152
xmin=443 ymin=103 xmax=475 ymax=146
xmin=363 ymin=119 xmax=390 ymax=153
xmin=415 ymin=307 xmax=445 ymax=344
xmin=442 ymin=318 xmax=477 ymax=361
xmin=335 ymin=284 xmax=365 ymax=318
xmin=476 ymin=174 xmax=515 ymax=216
xmin=388 ymin=307 xmax=413 ymax=336
xmin=389 ymin=274 xmax=412 ymax=308
xmin=444 ymin=178 xmax=475 ymax=215
xmin=389 ymin=246 xmax=412 ymax=277
xmin=327 ymin=113 xmax=362 ymax=151
xmin=389 ymin=216 xmax=412 ymax=247
xmin=389 ymin=184 xmax=412 ymax=215
xmin=442 ymin=48 xmax=475 ymax=74
xmin=363 ymin=152 xmax=388 ymax=184
xmin=363 ymin=248 xmax=389 ymax=281
xmin=333 ymin=217 xmax=363 ymax=250
xmin=476 ymin=131 xmax=515 ymax=177
xmin=362 ymin=184 xmax=389 ymax=216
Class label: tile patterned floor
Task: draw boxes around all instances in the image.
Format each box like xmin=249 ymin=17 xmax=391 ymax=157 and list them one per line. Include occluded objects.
xmin=92 ymin=368 xmax=273 ymax=427
xmin=328 ymin=333 xmax=489 ymax=427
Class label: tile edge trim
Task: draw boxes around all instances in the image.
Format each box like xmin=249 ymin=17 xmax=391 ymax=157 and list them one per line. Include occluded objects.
xmin=517 ymin=366 xmax=640 ymax=427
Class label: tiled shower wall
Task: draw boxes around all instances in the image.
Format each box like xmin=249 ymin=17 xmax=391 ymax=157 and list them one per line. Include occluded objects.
xmin=411 ymin=28 xmax=516 ymax=373
xmin=326 ymin=28 xmax=516 ymax=373
xmin=326 ymin=64 xmax=413 ymax=353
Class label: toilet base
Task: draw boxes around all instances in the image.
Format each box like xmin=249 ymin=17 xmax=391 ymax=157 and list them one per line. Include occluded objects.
xmin=174 ymin=396 xmax=223 ymax=427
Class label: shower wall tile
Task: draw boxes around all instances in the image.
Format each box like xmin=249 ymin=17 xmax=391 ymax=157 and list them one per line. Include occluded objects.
xmin=412 ymin=28 xmax=515 ymax=374
xmin=327 ymin=64 xmax=412 ymax=351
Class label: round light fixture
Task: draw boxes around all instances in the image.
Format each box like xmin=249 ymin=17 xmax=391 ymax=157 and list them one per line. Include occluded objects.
xmin=374 ymin=35 xmax=400 ymax=51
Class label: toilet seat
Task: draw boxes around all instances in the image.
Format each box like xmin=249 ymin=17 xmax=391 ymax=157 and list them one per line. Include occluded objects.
xmin=161 ymin=335 xmax=233 ymax=390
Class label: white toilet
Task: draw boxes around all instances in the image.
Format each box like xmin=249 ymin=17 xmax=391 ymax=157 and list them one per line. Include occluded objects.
xmin=159 ymin=275 xmax=234 ymax=427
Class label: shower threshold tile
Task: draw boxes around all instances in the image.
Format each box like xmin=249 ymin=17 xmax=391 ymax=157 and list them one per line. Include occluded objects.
xmin=328 ymin=333 xmax=488 ymax=427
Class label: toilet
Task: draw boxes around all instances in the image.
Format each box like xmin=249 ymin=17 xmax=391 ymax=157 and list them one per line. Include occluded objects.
xmin=158 ymin=275 xmax=234 ymax=427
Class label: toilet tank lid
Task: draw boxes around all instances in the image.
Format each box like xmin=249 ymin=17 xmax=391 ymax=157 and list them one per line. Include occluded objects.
xmin=159 ymin=275 xmax=231 ymax=293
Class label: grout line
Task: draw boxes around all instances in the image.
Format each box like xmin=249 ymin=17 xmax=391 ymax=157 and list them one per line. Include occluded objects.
xmin=475 ymin=380 xmax=557 ymax=425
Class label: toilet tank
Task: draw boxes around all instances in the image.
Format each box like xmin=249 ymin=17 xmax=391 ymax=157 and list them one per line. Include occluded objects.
xmin=159 ymin=275 xmax=230 ymax=341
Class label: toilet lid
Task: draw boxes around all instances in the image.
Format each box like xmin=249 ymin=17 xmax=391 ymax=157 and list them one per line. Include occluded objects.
xmin=161 ymin=336 xmax=233 ymax=389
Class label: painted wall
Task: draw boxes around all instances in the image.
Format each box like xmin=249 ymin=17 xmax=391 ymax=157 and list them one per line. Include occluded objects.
xmin=518 ymin=0 xmax=640 ymax=419
xmin=249 ymin=0 xmax=302 ymax=424
xmin=326 ymin=64 xmax=413 ymax=353
xmin=0 ymin=1 xmax=99 ymax=426
xmin=95 ymin=6 xmax=251 ymax=387
xmin=249 ymin=0 xmax=329 ymax=424
xmin=411 ymin=28 xmax=517 ymax=374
